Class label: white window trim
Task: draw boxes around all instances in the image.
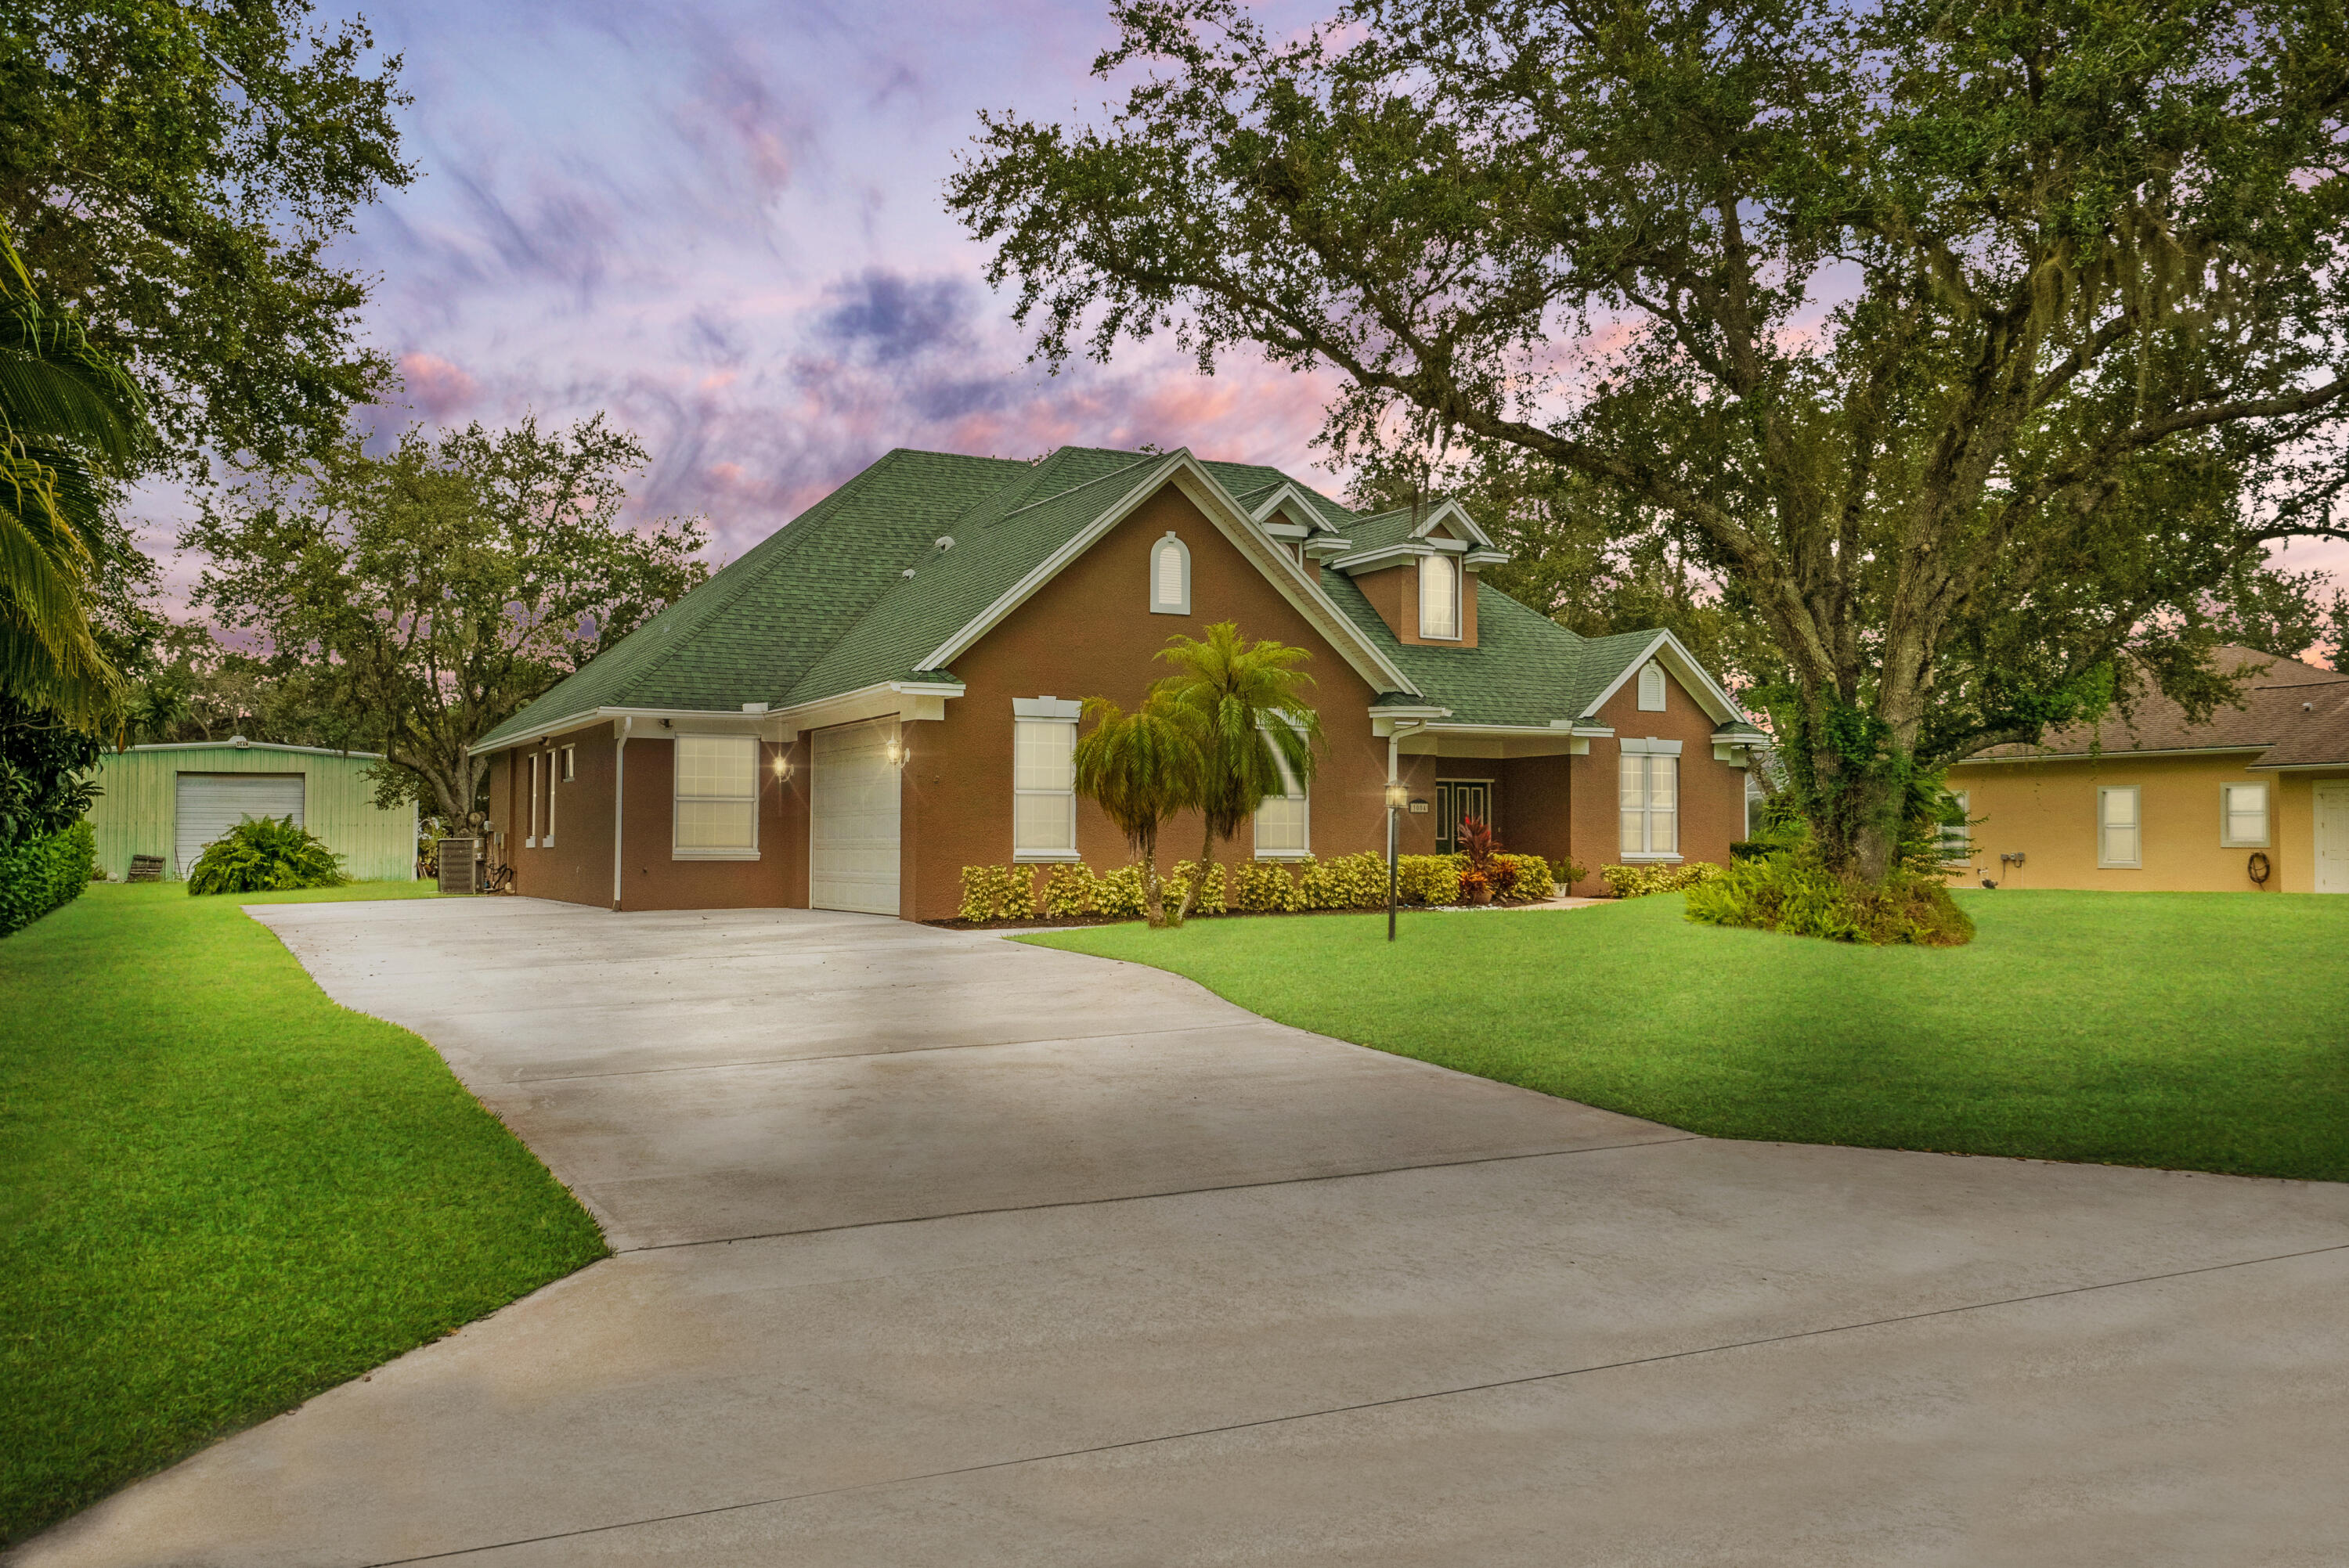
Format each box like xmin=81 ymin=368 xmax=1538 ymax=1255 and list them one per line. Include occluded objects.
xmin=673 ymin=733 xmax=761 ymax=861
xmin=525 ymin=752 xmax=540 ymax=848
xmin=1637 ymin=661 xmax=1667 ymax=712
xmin=2220 ymin=782 xmax=2270 ymax=848
xmin=1939 ymin=789 xmax=1971 ymax=864
xmin=2097 ymin=785 xmax=2142 ymax=870
xmin=560 ymin=744 xmax=576 ymax=783
xmin=1619 ymin=751 xmax=1679 ymax=858
xmin=1012 ymin=697 xmax=1082 ymax=862
xmin=1418 ymin=553 xmax=1462 ymax=640
xmin=543 ymin=748 xmax=555 ymax=847
xmin=1149 ymin=531 xmax=1192 ymax=615
xmin=1254 ymin=720 xmax=1312 ymax=858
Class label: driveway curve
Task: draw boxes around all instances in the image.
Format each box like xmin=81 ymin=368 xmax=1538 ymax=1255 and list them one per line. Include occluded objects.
xmin=16 ymin=897 xmax=2349 ymax=1566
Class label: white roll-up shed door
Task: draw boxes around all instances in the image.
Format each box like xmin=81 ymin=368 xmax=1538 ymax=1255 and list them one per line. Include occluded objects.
xmin=175 ymin=773 xmax=306 ymax=877
xmin=809 ymin=719 xmax=900 ymax=915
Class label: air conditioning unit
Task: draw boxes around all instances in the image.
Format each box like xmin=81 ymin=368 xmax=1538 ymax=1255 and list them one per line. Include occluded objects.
xmin=436 ymin=838 xmax=478 ymax=895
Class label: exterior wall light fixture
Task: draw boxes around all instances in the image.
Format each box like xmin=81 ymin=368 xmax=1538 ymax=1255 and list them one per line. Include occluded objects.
xmin=884 ymin=737 xmax=907 ymax=768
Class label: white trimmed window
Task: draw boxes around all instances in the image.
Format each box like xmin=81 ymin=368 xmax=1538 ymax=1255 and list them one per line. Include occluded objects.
xmin=1619 ymin=752 xmax=1679 ymax=858
xmin=1013 ymin=701 xmax=1080 ymax=860
xmin=526 ymin=752 xmax=541 ymax=847
xmin=560 ymin=744 xmax=576 ymax=782
xmin=2097 ymin=785 xmax=2141 ymax=868
xmin=1939 ymin=790 xmax=1971 ymax=863
xmin=543 ymin=749 xmax=556 ymax=846
xmin=674 ymin=734 xmax=760 ymax=859
xmin=1150 ymin=532 xmax=1191 ymax=615
xmin=1637 ymin=661 xmax=1667 ymax=712
xmin=1419 ymin=552 xmax=1460 ymax=640
xmin=2221 ymin=782 xmax=2269 ymax=847
xmin=1254 ymin=727 xmax=1311 ymax=858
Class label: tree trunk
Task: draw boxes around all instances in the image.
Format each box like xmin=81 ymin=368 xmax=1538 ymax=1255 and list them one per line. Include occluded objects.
xmin=1140 ymin=824 xmax=1166 ymax=928
xmin=1173 ymin=820 xmax=1217 ymax=921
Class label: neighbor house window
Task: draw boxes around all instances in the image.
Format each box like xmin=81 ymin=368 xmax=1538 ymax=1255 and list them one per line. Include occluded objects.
xmin=1254 ymin=726 xmax=1311 ymax=857
xmin=543 ymin=749 xmax=556 ymax=846
xmin=2221 ymin=782 xmax=2268 ymax=847
xmin=1939 ymin=789 xmax=1971 ymax=863
xmin=2097 ymin=785 xmax=2140 ymax=868
xmin=1419 ymin=553 xmax=1460 ymax=640
xmin=526 ymin=752 xmax=540 ymax=847
xmin=674 ymin=734 xmax=759 ymax=859
xmin=1013 ymin=699 xmax=1081 ymax=860
xmin=1638 ymin=661 xmax=1667 ymax=712
xmin=560 ymin=744 xmax=576 ymax=782
xmin=1150 ymin=532 xmax=1191 ymax=615
xmin=1619 ymin=752 xmax=1678 ymax=857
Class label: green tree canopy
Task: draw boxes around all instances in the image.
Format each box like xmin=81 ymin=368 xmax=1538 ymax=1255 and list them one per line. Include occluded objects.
xmin=1073 ymin=690 xmax=1203 ymax=926
xmin=1 ymin=0 xmax=413 ymax=470
xmin=1150 ymin=621 xmax=1321 ymax=917
xmin=185 ymin=415 xmax=709 ymax=823
xmin=950 ymin=0 xmax=2349 ymax=878
xmin=0 ymin=222 xmax=149 ymax=725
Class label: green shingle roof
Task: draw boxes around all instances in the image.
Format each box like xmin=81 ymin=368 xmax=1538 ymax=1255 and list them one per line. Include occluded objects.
xmin=478 ymin=445 xmax=1712 ymax=750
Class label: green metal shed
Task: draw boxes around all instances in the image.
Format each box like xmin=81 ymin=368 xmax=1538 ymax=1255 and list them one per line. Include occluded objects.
xmin=84 ymin=739 xmax=418 ymax=883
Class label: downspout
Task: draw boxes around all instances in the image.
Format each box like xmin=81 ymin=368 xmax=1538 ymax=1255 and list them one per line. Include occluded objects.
xmin=612 ymin=716 xmax=631 ymax=911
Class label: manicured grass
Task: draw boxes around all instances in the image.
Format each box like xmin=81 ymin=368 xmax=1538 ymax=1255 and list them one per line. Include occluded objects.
xmin=1025 ymin=891 xmax=2349 ymax=1184
xmin=0 ymin=884 xmax=608 ymax=1545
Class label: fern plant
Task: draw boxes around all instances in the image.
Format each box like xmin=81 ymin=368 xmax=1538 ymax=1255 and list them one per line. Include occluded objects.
xmin=186 ymin=816 xmax=347 ymax=896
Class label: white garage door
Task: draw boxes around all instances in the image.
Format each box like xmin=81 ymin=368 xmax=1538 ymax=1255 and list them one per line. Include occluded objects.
xmin=810 ymin=719 xmax=900 ymax=915
xmin=176 ymin=773 xmax=307 ymax=878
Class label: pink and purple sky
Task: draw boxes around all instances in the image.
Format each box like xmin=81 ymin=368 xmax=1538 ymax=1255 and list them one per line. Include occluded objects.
xmin=147 ymin=0 xmax=2344 ymax=615
xmin=298 ymin=0 xmax=1348 ymax=571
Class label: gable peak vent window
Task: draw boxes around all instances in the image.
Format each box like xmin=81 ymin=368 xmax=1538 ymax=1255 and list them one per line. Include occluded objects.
xmin=1150 ymin=532 xmax=1191 ymax=615
xmin=1419 ymin=551 xmax=1460 ymax=640
xmin=1637 ymin=661 xmax=1667 ymax=712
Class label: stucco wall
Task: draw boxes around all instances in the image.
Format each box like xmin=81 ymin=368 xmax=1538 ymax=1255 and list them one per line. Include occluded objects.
xmin=1952 ymin=752 xmax=2347 ymax=893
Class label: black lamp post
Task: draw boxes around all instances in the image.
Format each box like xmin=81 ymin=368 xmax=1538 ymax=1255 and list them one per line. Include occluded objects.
xmin=1385 ymin=780 xmax=1410 ymax=940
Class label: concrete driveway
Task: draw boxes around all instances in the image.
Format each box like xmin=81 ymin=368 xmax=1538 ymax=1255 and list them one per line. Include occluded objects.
xmin=19 ymin=898 xmax=2349 ymax=1566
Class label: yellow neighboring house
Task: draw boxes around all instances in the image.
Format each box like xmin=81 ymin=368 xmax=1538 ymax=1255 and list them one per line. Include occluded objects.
xmin=1950 ymin=647 xmax=2349 ymax=895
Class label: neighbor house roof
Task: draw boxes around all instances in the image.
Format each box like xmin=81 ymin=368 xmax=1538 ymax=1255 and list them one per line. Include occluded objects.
xmin=1966 ymin=646 xmax=2349 ymax=770
xmin=478 ymin=445 xmax=1752 ymax=752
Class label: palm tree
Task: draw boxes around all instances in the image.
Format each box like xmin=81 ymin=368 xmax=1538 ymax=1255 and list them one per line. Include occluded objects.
xmin=0 ymin=224 xmax=149 ymax=725
xmin=1073 ymin=691 xmax=1203 ymax=928
xmin=1153 ymin=622 xmax=1322 ymax=921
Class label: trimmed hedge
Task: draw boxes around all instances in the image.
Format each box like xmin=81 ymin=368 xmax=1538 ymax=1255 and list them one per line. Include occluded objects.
xmin=1601 ymin=860 xmax=1727 ymax=899
xmin=0 ymin=821 xmax=95 ymax=939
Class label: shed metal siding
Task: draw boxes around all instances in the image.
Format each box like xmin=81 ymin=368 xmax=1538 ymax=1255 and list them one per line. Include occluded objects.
xmin=84 ymin=744 xmax=417 ymax=882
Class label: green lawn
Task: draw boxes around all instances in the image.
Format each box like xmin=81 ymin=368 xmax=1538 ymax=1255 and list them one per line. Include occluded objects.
xmin=1026 ymin=891 xmax=2349 ymax=1184
xmin=0 ymin=883 xmax=607 ymax=1546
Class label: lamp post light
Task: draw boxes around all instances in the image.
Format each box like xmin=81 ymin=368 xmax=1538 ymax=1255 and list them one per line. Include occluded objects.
xmin=1384 ymin=780 xmax=1410 ymax=941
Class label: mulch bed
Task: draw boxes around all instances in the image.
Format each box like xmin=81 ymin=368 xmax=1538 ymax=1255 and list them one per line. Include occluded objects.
xmin=926 ymin=899 xmax=1557 ymax=932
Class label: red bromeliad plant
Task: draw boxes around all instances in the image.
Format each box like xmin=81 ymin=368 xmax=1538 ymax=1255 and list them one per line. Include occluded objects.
xmin=1456 ymin=816 xmax=1516 ymax=903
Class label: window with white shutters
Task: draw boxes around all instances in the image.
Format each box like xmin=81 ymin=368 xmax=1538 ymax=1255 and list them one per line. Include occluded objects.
xmin=2098 ymin=786 xmax=2141 ymax=868
xmin=2221 ymin=782 xmax=2268 ymax=847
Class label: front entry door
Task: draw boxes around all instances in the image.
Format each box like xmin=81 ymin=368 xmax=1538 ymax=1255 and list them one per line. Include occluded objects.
xmin=2318 ymin=783 xmax=2349 ymax=894
xmin=1435 ymin=780 xmax=1492 ymax=855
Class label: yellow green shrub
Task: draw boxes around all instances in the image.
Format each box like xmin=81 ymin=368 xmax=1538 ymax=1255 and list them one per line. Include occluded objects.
xmin=1041 ymin=862 xmax=1094 ymax=917
xmin=1169 ymin=860 xmax=1228 ymax=916
xmin=1092 ymin=863 xmax=1148 ymax=919
xmin=1600 ymin=860 xmax=1725 ymax=899
xmin=956 ymin=864 xmax=1036 ymax=921
xmin=1395 ymin=854 xmax=1461 ymax=905
xmin=1233 ymin=860 xmax=1303 ymax=913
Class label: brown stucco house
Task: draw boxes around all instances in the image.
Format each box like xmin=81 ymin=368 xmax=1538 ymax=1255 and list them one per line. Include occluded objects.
xmin=472 ymin=446 xmax=1769 ymax=919
xmin=1949 ymin=646 xmax=2349 ymax=893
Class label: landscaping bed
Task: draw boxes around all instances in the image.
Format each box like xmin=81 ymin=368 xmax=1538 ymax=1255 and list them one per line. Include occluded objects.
xmin=0 ymin=883 xmax=608 ymax=1545
xmin=1023 ymin=890 xmax=2349 ymax=1184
